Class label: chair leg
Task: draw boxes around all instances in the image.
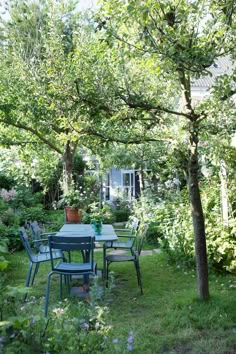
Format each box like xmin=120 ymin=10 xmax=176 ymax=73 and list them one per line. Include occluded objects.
xmin=59 ymin=274 xmax=62 ymax=300
xmin=23 ymin=262 xmax=33 ymax=301
xmin=45 ymin=272 xmax=53 ymax=317
xmin=95 ymin=263 xmax=97 ymax=276
xmin=134 ymin=260 xmax=143 ymax=295
xmin=103 ymin=245 xmax=107 ymax=279
xmin=31 ymin=263 xmax=40 ymax=285
xmin=106 ymin=262 xmax=110 ymax=288
xmin=25 ymin=262 xmax=33 ymax=287
xmin=67 ymin=275 xmax=70 ymax=294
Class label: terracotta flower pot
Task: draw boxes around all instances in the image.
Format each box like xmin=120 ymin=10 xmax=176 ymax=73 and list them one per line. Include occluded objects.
xmin=65 ymin=207 xmax=82 ymax=223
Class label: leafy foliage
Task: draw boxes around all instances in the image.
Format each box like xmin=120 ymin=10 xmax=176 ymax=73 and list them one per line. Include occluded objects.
xmin=0 ymin=187 xmax=47 ymax=251
xmin=82 ymin=202 xmax=115 ymax=224
xmin=150 ymin=183 xmax=236 ymax=273
xmin=0 ymin=275 xmax=130 ymax=354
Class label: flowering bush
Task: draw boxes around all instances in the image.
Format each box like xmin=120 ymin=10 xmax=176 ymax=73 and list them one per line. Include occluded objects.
xmin=82 ymin=203 xmax=114 ymax=224
xmin=60 ymin=186 xmax=89 ymax=210
xmin=0 ymin=189 xmax=17 ymax=202
xmin=88 ymin=203 xmax=114 ymax=223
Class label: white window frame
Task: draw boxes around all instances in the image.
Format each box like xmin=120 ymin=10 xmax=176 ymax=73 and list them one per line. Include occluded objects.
xmin=121 ymin=169 xmax=135 ymax=201
xmin=103 ymin=172 xmax=111 ymax=201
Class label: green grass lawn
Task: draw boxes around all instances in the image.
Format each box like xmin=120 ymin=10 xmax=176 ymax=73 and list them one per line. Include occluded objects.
xmin=4 ymin=248 xmax=236 ymax=354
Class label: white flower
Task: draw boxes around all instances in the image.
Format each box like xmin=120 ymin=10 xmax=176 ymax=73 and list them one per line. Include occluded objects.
xmin=53 ymin=307 xmax=64 ymax=315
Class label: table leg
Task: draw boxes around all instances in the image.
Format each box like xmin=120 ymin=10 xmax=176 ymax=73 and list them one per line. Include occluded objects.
xmin=102 ymin=244 xmax=106 ymax=279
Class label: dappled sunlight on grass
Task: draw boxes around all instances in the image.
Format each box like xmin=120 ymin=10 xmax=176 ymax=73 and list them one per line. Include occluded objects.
xmin=5 ymin=250 xmax=236 ymax=353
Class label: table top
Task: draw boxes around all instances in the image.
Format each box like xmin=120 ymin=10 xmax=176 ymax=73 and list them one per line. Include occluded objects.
xmin=59 ymin=223 xmax=118 ymax=242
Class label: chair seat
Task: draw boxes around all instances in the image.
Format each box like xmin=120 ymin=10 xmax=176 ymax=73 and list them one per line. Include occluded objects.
xmin=55 ymin=261 xmax=97 ymax=273
xmin=32 ymin=250 xmax=63 ymax=263
xmin=105 ymin=240 xmax=133 ymax=249
xmin=106 ymin=254 xmax=135 ymax=262
xmin=39 ymin=245 xmax=61 ymax=254
xmin=39 ymin=245 xmax=50 ymax=253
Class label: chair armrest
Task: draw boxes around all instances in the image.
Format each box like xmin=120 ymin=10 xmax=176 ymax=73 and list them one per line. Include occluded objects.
xmin=114 ymin=229 xmax=132 ymax=236
xmin=40 ymin=232 xmax=58 ymax=237
xmin=104 ymin=235 xmax=136 ymax=250
xmin=32 ymin=238 xmax=48 ymax=243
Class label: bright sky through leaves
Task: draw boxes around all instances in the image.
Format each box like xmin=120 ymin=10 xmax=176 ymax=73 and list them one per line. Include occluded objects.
xmin=77 ymin=0 xmax=97 ymax=11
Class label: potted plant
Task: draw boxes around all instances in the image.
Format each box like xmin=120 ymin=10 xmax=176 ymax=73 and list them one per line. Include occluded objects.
xmin=89 ymin=203 xmax=105 ymax=235
xmin=62 ymin=186 xmax=87 ymax=223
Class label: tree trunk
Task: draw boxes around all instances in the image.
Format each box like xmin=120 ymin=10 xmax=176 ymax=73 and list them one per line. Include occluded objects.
xmin=139 ymin=166 xmax=145 ymax=195
xmin=219 ymin=159 xmax=229 ymax=226
xmin=62 ymin=141 xmax=74 ymax=193
xmin=188 ymin=128 xmax=209 ymax=300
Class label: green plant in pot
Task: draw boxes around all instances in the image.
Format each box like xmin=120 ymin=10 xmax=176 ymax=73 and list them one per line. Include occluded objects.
xmin=60 ymin=186 xmax=88 ymax=223
xmin=90 ymin=203 xmax=104 ymax=235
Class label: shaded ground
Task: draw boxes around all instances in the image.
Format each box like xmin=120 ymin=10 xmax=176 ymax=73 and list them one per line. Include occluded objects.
xmin=5 ymin=249 xmax=236 ymax=354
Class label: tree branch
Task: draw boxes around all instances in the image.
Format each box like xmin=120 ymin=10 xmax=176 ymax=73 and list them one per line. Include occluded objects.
xmin=178 ymin=66 xmax=193 ymax=113
xmin=73 ymin=127 xmax=172 ymax=145
xmin=119 ymin=94 xmax=191 ymax=119
xmin=74 ymin=79 xmax=115 ymax=114
xmin=0 ymin=117 xmax=62 ymax=154
xmin=220 ymin=89 xmax=236 ymax=101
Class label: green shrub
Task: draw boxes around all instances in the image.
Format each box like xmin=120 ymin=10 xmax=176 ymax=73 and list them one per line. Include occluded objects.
xmin=146 ymin=222 xmax=162 ymax=246
xmin=155 ymin=182 xmax=236 ymax=273
xmin=11 ymin=188 xmax=35 ymax=208
xmin=0 ymin=279 xmax=130 ymax=354
xmin=0 ymin=173 xmax=15 ymax=190
xmin=42 ymin=210 xmax=65 ymax=231
xmin=130 ymin=191 xmax=159 ymax=224
xmin=0 ymin=234 xmax=9 ymax=271
xmin=0 ymin=223 xmax=22 ymax=252
xmin=205 ymin=216 xmax=236 ymax=273
xmin=102 ymin=203 xmax=115 ymax=224
xmin=157 ymin=198 xmax=196 ymax=268
xmin=0 ymin=198 xmax=9 ymax=212
xmin=6 ymin=227 xmax=22 ymax=252
xmin=19 ymin=206 xmax=47 ymax=224
xmin=1 ymin=208 xmax=20 ymax=227
xmin=113 ymin=209 xmax=130 ymax=222
xmin=82 ymin=204 xmax=115 ymax=224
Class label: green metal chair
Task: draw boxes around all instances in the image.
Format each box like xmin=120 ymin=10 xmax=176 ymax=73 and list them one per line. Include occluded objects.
xmin=45 ymin=235 xmax=97 ymax=317
xmin=19 ymin=227 xmax=64 ymax=289
xmin=105 ymin=224 xmax=149 ymax=295
xmin=103 ymin=217 xmax=140 ymax=278
xmin=30 ymin=220 xmax=50 ymax=253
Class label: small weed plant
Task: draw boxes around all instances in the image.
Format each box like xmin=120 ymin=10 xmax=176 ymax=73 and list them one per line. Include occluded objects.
xmin=0 ymin=270 xmax=133 ymax=353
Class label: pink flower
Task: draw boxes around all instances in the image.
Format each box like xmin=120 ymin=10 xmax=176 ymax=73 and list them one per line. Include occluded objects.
xmin=0 ymin=189 xmax=17 ymax=202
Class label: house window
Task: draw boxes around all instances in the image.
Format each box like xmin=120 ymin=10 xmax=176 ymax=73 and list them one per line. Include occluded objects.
xmin=122 ymin=171 xmax=135 ymax=200
xmin=103 ymin=173 xmax=110 ymax=200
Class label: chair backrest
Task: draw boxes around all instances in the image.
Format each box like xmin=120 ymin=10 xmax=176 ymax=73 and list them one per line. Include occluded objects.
xmin=48 ymin=235 xmax=95 ymax=272
xmin=19 ymin=226 xmax=35 ymax=261
xmin=30 ymin=221 xmax=41 ymax=240
xmin=30 ymin=220 xmax=45 ymax=252
xmin=133 ymin=224 xmax=149 ymax=256
xmin=131 ymin=217 xmax=140 ymax=234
